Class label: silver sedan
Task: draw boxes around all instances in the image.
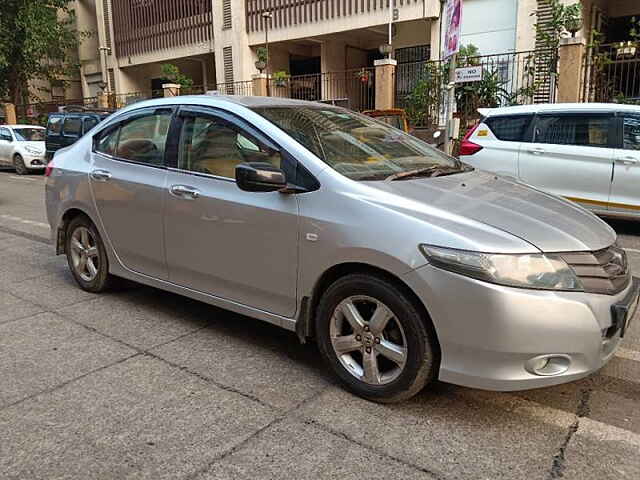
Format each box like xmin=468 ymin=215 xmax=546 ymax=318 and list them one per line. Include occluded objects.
xmin=45 ymin=95 xmax=638 ymax=402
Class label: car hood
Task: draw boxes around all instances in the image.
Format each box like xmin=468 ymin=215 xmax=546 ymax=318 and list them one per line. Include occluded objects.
xmin=363 ymin=170 xmax=616 ymax=253
xmin=19 ymin=141 xmax=46 ymax=153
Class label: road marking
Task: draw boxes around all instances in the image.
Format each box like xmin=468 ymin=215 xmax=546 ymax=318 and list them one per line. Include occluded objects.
xmin=616 ymin=347 xmax=640 ymax=362
xmin=0 ymin=214 xmax=49 ymax=229
xmin=9 ymin=175 xmax=39 ymax=181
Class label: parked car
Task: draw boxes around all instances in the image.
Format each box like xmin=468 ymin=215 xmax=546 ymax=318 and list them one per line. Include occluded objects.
xmin=0 ymin=124 xmax=46 ymax=174
xmin=45 ymin=96 xmax=638 ymax=402
xmin=459 ymin=103 xmax=640 ymax=220
xmin=46 ymin=109 xmax=111 ymax=160
xmin=363 ymin=109 xmax=411 ymax=133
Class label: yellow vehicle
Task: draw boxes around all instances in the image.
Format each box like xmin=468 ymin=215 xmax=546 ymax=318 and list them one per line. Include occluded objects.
xmin=362 ymin=109 xmax=410 ymax=133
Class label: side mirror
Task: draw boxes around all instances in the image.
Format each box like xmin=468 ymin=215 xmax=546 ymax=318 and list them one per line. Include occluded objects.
xmin=236 ymin=162 xmax=287 ymax=192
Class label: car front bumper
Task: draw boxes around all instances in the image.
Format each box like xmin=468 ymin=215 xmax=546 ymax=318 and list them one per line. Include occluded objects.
xmin=23 ymin=155 xmax=46 ymax=169
xmin=403 ymin=265 xmax=639 ymax=391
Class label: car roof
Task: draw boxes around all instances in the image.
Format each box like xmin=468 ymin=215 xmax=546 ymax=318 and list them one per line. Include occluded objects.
xmin=5 ymin=124 xmax=45 ymax=129
xmin=112 ymin=94 xmax=336 ymax=116
xmin=479 ymin=103 xmax=640 ymax=118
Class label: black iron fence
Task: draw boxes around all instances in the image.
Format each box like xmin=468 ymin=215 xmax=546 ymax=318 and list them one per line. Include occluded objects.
xmin=268 ymin=68 xmax=375 ymax=111
xmin=583 ymin=42 xmax=640 ymax=103
xmin=396 ymin=49 xmax=558 ymax=128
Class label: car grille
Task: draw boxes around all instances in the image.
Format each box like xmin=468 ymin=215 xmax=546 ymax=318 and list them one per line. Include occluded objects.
xmin=560 ymin=245 xmax=630 ymax=295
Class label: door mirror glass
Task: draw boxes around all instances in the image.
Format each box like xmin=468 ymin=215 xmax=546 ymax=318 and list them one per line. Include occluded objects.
xmin=236 ymin=162 xmax=286 ymax=192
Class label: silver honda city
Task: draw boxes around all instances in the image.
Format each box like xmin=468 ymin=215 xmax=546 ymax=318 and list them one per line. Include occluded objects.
xmin=45 ymin=95 xmax=639 ymax=402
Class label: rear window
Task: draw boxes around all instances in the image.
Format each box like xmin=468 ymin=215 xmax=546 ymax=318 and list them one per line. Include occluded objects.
xmin=63 ymin=117 xmax=82 ymax=136
xmin=485 ymin=115 xmax=532 ymax=142
xmin=534 ymin=114 xmax=610 ymax=148
xmin=47 ymin=116 xmax=63 ymax=135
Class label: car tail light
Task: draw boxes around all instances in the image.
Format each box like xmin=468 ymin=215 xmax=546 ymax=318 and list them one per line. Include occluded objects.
xmin=45 ymin=160 xmax=54 ymax=177
xmin=459 ymin=123 xmax=483 ymax=156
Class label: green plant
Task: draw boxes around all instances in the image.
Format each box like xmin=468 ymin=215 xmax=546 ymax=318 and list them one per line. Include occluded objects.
xmin=457 ymin=44 xmax=480 ymax=67
xmin=272 ymin=70 xmax=290 ymax=86
xmin=0 ymin=0 xmax=88 ymax=104
xmin=256 ymin=47 xmax=268 ymax=63
xmin=533 ymin=1 xmax=582 ymax=49
xmin=160 ymin=63 xmax=194 ymax=89
xmin=404 ymin=62 xmax=445 ymax=127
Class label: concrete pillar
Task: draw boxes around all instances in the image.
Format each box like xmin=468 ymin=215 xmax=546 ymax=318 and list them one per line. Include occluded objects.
xmin=252 ymin=74 xmax=268 ymax=96
xmin=162 ymin=83 xmax=181 ymax=98
xmin=2 ymin=103 xmax=17 ymax=124
xmin=374 ymin=59 xmax=396 ymax=111
xmin=97 ymin=92 xmax=110 ymax=109
xmin=557 ymin=37 xmax=586 ymax=103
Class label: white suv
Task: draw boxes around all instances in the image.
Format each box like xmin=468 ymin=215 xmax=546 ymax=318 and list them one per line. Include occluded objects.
xmin=459 ymin=103 xmax=640 ymax=220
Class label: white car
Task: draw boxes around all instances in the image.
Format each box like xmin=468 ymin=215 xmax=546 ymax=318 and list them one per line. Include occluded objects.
xmin=459 ymin=103 xmax=640 ymax=220
xmin=0 ymin=124 xmax=47 ymax=174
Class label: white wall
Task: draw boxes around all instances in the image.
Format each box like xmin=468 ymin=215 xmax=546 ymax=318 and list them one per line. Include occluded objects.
xmin=459 ymin=0 xmax=518 ymax=54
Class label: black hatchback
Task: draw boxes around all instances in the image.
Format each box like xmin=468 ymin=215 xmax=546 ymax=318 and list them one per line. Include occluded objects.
xmin=45 ymin=110 xmax=111 ymax=160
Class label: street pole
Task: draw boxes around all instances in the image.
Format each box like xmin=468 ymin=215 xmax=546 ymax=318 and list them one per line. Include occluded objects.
xmin=263 ymin=12 xmax=272 ymax=96
xmin=445 ymin=52 xmax=457 ymax=156
xmin=388 ymin=0 xmax=393 ymax=58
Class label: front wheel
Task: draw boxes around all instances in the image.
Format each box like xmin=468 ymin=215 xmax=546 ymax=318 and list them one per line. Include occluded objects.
xmin=65 ymin=215 xmax=115 ymax=293
xmin=315 ymin=274 xmax=438 ymax=403
xmin=14 ymin=154 xmax=28 ymax=175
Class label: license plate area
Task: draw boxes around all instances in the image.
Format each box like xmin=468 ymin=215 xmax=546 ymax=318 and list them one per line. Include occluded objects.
xmin=611 ymin=277 xmax=640 ymax=338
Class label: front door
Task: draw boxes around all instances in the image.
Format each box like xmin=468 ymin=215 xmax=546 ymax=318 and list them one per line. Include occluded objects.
xmin=164 ymin=107 xmax=299 ymax=317
xmin=518 ymin=112 xmax=614 ymax=212
xmin=89 ymin=107 xmax=173 ymax=279
xmin=0 ymin=127 xmax=12 ymax=164
xmin=610 ymin=113 xmax=640 ymax=216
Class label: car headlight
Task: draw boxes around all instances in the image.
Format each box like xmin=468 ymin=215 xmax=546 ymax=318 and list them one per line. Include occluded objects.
xmin=419 ymin=245 xmax=583 ymax=291
xmin=24 ymin=146 xmax=43 ymax=155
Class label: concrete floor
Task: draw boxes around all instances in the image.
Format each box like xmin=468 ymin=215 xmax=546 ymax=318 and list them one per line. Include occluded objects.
xmin=1 ymin=170 xmax=639 ymax=479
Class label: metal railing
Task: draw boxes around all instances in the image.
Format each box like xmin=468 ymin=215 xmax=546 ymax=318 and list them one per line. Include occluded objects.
xmin=211 ymin=81 xmax=254 ymax=96
xmin=268 ymin=68 xmax=375 ymax=111
xmin=395 ymin=49 xmax=558 ymax=128
xmin=583 ymin=42 xmax=640 ymax=103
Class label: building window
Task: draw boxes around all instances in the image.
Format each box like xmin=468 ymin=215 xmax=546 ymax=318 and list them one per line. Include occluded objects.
xmin=222 ymin=0 xmax=232 ymax=29
xmin=395 ymin=45 xmax=431 ymax=64
xmin=223 ymin=46 xmax=234 ymax=85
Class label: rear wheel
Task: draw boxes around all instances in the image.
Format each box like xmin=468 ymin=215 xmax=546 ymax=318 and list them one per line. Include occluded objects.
xmin=13 ymin=154 xmax=28 ymax=175
xmin=65 ymin=215 xmax=115 ymax=292
xmin=315 ymin=273 xmax=438 ymax=403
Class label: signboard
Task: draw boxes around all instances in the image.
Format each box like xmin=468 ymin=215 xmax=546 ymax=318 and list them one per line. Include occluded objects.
xmin=455 ymin=66 xmax=483 ymax=83
xmin=443 ymin=0 xmax=462 ymax=59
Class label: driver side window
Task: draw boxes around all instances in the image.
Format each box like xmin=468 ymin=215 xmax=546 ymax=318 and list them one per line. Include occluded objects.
xmin=178 ymin=115 xmax=281 ymax=179
xmin=115 ymin=111 xmax=171 ymax=165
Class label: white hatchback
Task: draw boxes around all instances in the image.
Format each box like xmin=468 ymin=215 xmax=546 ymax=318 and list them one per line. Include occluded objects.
xmin=0 ymin=124 xmax=47 ymax=174
xmin=459 ymin=103 xmax=640 ymax=220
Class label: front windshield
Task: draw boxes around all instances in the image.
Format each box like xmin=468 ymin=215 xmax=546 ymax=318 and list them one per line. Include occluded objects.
xmin=254 ymin=106 xmax=460 ymax=181
xmin=13 ymin=128 xmax=45 ymax=142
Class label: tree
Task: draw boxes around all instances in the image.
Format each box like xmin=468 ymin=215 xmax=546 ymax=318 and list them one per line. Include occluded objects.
xmin=0 ymin=0 xmax=81 ymax=104
xmin=160 ymin=64 xmax=194 ymax=89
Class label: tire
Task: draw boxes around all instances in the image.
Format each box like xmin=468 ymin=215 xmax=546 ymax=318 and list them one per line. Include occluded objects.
xmin=65 ymin=215 xmax=115 ymax=293
xmin=14 ymin=154 xmax=28 ymax=175
xmin=315 ymin=273 xmax=438 ymax=403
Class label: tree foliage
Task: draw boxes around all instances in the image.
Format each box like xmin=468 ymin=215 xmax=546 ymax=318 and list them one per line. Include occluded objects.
xmin=0 ymin=0 xmax=81 ymax=104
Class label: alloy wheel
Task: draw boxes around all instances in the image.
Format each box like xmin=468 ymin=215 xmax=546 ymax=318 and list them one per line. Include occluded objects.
xmin=69 ymin=226 xmax=100 ymax=282
xmin=330 ymin=295 xmax=408 ymax=385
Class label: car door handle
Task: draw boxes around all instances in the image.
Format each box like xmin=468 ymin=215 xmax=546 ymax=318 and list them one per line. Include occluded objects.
xmin=528 ymin=148 xmax=545 ymax=155
xmin=90 ymin=169 xmax=112 ymax=181
xmin=170 ymin=184 xmax=200 ymax=199
xmin=616 ymin=156 xmax=639 ymax=165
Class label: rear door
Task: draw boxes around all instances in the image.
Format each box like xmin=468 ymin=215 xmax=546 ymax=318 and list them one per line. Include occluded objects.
xmin=45 ymin=115 xmax=64 ymax=158
xmin=61 ymin=115 xmax=83 ymax=148
xmin=463 ymin=114 xmax=533 ymax=177
xmin=610 ymin=112 xmax=640 ymax=216
xmin=518 ymin=112 xmax=614 ymax=212
xmin=90 ymin=107 xmax=173 ymax=279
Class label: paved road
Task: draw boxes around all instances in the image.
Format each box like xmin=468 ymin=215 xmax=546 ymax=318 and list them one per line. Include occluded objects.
xmin=1 ymin=169 xmax=639 ymax=480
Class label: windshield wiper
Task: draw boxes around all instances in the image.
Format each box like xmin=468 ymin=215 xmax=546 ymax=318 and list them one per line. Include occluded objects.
xmin=385 ymin=165 xmax=465 ymax=182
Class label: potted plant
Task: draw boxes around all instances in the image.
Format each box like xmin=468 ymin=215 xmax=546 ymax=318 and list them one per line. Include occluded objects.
xmin=255 ymin=47 xmax=268 ymax=73
xmin=355 ymin=68 xmax=371 ymax=85
xmin=563 ymin=3 xmax=583 ymax=37
xmin=272 ymin=71 xmax=290 ymax=87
